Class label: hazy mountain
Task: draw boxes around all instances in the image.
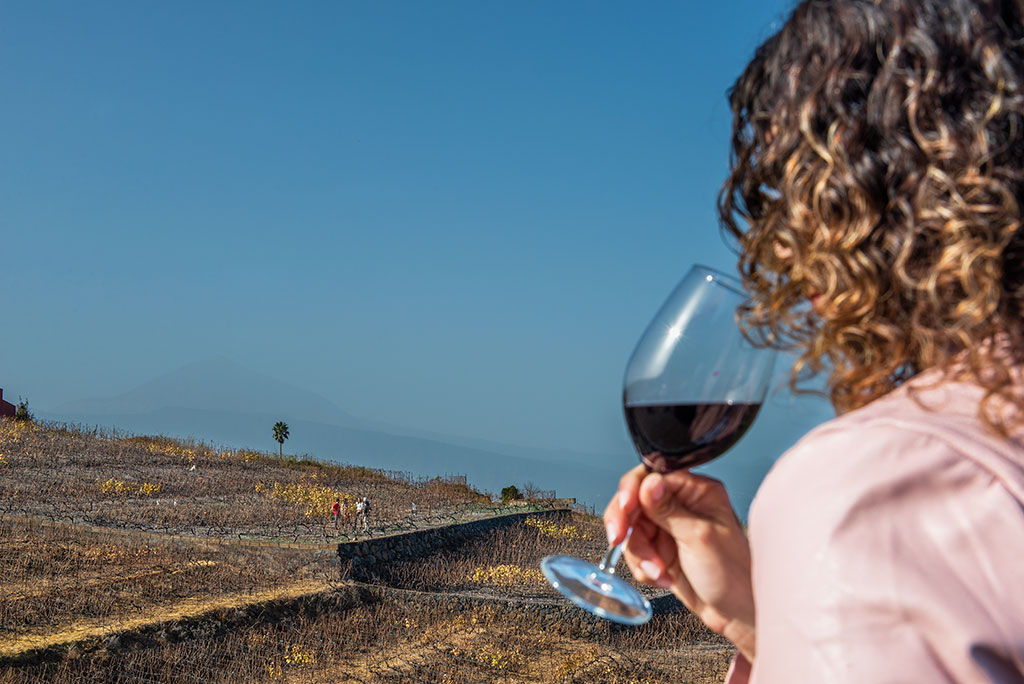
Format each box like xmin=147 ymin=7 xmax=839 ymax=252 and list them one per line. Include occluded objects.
xmin=361 ymin=423 xmax=629 ymax=470
xmin=43 ymin=357 xmax=624 ymax=507
xmin=52 ymin=357 xmax=360 ymax=427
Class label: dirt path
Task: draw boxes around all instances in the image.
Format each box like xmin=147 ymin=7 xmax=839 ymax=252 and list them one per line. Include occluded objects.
xmin=1 ymin=560 xmax=221 ymax=603
xmin=0 ymin=513 xmax=336 ymax=550
xmin=0 ymin=578 xmax=333 ymax=660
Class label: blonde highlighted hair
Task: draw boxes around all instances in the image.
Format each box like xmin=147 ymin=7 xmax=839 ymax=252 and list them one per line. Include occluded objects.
xmin=720 ymin=0 xmax=1024 ymax=432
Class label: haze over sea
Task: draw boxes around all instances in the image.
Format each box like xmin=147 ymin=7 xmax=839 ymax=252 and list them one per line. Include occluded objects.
xmin=2 ymin=0 xmax=832 ymax=515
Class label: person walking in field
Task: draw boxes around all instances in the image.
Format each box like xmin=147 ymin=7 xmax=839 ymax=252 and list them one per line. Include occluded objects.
xmin=355 ymin=496 xmax=366 ymax=532
xmin=331 ymin=499 xmax=341 ymax=532
xmin=360 ymin=496 xmax=370 ymax=531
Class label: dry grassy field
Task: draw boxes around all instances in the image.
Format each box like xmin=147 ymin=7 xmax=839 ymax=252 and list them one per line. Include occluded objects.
xmin=0 ymin=419 xmax=498 ymax=543
xmin=0 ymin=418 xmax=732 ymax=683
xmin=0 ymin=518 xmax=333 ymax=659
xmin=2 ymin=597 xmax=733 ymax=684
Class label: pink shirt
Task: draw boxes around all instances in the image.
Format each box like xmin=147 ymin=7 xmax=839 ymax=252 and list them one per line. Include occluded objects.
xmin=727 ymin=373 xmax=1024 ymax=683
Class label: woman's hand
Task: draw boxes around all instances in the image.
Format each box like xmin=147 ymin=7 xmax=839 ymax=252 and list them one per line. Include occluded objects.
xmin=603 ymin=464 xmax=756 ymax=661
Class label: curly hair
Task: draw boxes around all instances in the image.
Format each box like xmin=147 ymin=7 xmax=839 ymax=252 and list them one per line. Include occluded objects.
xmin=719 ymin=0 xmax=1024 ymax=433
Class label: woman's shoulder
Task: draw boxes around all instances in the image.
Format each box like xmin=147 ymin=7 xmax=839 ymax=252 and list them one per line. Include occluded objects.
xmin=748 ymin=380 xmax=1024 ymax=682
xmin=752 ymin=377 xmax=1024 ymax=533
xmin=751 ymin=406 xmax=951 ymax=533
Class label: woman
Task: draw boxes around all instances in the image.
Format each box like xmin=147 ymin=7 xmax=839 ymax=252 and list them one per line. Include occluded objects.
xmin=604 ymin=1 xmax=1024 ymax=681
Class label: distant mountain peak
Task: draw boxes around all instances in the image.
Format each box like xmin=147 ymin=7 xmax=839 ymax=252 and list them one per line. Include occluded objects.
xmin=52 ymin=356 xmax=359 ymax=427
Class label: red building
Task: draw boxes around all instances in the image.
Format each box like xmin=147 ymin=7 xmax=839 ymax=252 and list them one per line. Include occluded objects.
xmin=0 ymin=389 xmax=16 ymax=418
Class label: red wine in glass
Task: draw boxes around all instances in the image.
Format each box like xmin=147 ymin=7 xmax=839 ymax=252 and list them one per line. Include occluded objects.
xmin=541 ymin=265 xmax=776 ymax=625
xmin=624 ymin=401 xmax=762 ymax=472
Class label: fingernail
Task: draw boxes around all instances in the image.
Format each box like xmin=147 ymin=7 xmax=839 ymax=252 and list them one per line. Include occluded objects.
xmin=648 ymin=475 xmax=665 ymax=503
xmin=606 ymin=520 xmax=620 ymax=545
xmin=618 ymin=490 xmax=629 ymax=510
xmin=640 ymin=560 xmax=662 ymax=581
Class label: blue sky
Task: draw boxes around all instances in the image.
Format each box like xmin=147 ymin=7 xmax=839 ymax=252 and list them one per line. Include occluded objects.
xmin=1 ymin=1 xmax=833 ymax=510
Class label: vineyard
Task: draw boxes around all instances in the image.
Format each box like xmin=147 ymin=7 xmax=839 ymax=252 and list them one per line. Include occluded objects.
xmin=0 ymin=420 xmax=500 ymax=543
xmin=0 ymin=419 xmax=733 ymax=683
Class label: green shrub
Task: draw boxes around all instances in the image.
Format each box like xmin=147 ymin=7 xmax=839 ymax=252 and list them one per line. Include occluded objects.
xmin=500 ymin=485 xmax=521 ymax=504
xmin=14 ymin=397 xmax=32 ymax=423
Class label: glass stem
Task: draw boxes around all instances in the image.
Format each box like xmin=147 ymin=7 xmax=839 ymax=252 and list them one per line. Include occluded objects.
xmin=597 ymin=526 xmax=631 ymax=574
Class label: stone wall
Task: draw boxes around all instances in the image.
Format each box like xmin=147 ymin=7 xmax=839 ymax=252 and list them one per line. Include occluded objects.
xmin=336 ymin=508 xmax=570 ymax=570
xmin=334 ymin=507 xmax=707 ymax=637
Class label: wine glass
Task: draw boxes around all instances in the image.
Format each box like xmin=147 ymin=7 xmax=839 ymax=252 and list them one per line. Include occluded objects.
xmin=541 ymin=264 xmax=776 ymax=625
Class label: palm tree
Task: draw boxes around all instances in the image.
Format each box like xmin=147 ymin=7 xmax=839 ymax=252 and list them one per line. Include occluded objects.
xmin=272 ymin=421 xmax=289 ymax=457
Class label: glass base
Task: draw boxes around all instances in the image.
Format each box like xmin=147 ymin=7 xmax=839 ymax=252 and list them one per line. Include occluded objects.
xmin=541 ymin=554 xmax=652 ymax=625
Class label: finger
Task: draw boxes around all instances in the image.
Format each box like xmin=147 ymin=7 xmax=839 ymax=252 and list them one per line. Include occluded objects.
xmin=602 ymin=464 xmax=648 ymax=545
xmin=622 ymin=517 xmax=672 ymax=589
xmin=655 ymin=526 xmax=696 ymax=604
xmin=639 ymin=470 xmax=737 ymax=529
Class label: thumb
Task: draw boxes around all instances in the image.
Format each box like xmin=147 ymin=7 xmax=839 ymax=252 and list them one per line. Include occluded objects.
xmin=638 ymin=471 xmax=738 ymax=532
